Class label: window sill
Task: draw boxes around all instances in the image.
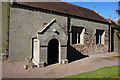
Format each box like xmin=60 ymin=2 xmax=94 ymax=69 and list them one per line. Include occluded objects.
xmin=72 ymin=44 xmax=84 ymax=46
xmin=96 ymin=44 xmax=104 ymax=46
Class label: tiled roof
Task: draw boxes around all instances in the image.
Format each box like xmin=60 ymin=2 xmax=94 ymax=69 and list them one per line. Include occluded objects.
xmin=38 ymin=19 xmax=56 ymax=33
xmin=15 ymin=2 xmax=109 ymax=23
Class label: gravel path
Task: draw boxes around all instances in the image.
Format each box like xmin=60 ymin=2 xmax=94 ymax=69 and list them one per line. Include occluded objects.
xmin=2 ymin=52 xmax=119 ymax=78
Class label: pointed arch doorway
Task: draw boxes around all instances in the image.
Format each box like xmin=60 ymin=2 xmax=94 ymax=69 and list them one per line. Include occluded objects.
xmin=47 ymin=38 xmax=60 ymax=65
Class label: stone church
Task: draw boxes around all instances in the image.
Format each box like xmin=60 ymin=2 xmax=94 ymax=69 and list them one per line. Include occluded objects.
xmin=0 ymin=1 xmax=118 ymax=67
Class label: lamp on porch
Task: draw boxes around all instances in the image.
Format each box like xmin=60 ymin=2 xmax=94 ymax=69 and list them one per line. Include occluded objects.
xmin=53 ymin=29 xmax=57 ymax=32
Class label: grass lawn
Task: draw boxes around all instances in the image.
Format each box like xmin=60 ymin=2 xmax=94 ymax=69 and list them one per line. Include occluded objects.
xmin=57 ymin=66 xmax=120 ymax=80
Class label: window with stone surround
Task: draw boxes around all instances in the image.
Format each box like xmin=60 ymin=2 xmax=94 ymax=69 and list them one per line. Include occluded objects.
xmin=96 ymin=29 xmax=105 ymax=45
xmin=72 ymin=26 xmax=85 ymax=45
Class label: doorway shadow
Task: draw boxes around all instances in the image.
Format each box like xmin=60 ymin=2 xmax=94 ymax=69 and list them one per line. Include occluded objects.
xmin=67 ymin=45 xmax=89 ymax=63
xmin=111 ymin=27 xmax=114 ymax=52
xmin=47 ymin=39 xmax=59 ymax=65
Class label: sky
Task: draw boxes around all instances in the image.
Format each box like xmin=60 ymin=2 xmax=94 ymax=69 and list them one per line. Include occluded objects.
xmin=64 ymin=2 xmax=119 ymax=19
xmin=61 ymin=0 xmax=119 ymax=2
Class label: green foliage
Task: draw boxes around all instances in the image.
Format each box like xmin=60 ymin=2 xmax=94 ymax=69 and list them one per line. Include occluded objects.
xmin=115 ymin=1 xmax=120 ymax=37
xmin=115 ymin=25 xmax=120 ymax=30
xmin=116 ymin=1 xmax=120 ymax=15
xmin=118 ymin=20 xmax=120 ymax=25
xmin=57 ymin=66 xmax=120 ymax=80
xmin=116 ymin=10 xmax=120 ymax=15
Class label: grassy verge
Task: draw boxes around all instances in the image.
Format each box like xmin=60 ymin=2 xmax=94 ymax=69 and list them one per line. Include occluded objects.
xmin=57 ymin=66 xmax=120 ymax=80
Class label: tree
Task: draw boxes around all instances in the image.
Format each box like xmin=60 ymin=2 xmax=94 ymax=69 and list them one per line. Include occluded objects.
xmin=116 ymin=1 xmax=120 ymax=16
xmin=116 ymin=1 xmax=120 ymax=25
xmin=116 ymin=1 xmax=120 ymax=37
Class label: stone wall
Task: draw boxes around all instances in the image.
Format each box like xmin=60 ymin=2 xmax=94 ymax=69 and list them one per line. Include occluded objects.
xmin=0 ymin=2 xmax=10 ymax=60
xmin=0 ymin=2 xmax=2 ymax=60
xmin=9 ymin=6 xmax=67 ymax=61
xmin=114 ymin=30 xmax=119 ymax=52
xmin=70 ymin=17 xmax=109 ymax=55
xmin=118 ymin=37 xmax=120 ymax=53
xmin=9 ymin=5 xmax=109 ymax=61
